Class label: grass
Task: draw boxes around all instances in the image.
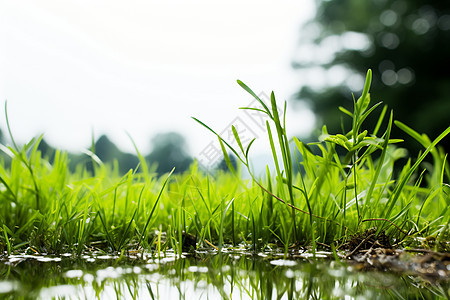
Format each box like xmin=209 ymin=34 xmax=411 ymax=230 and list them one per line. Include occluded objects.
xmin=0 ymin=69 xmax=449 ymax=256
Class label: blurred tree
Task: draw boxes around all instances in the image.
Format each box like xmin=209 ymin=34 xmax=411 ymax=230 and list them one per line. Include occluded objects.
xmin=293 ymin=0 xmax=450 ymax=154
xmin=216 ymin=154 xmax=238 ymax=173
xmin=146 ymin=132 xmax=193 ymax=175
xmin=94 ymin=135 xmax=139 ymax=174
xmin=37 ymin=138 xmax=56 ymax=162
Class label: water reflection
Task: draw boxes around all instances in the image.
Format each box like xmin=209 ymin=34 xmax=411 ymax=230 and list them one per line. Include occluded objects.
xmin=0 ymin=252 xmax=448 ymax=299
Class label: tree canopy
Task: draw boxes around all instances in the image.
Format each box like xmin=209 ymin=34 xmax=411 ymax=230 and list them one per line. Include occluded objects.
xmin=294 ymin=0 xmax=450 ymax=154
xmin=146 ymin=132 xmax=193 ymax=175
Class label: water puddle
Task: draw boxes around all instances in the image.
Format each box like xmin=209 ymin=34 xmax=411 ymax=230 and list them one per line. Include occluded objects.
xmin=0 ymin=251 xmax=448 ymax=299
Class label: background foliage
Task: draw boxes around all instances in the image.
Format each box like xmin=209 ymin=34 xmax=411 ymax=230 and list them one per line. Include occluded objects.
xmin=293 ymin=0 xmax=450 ymax=155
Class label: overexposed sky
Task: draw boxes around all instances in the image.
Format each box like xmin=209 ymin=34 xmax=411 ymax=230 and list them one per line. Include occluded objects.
xmin=0 ymin=0 xmax=316 ymax=161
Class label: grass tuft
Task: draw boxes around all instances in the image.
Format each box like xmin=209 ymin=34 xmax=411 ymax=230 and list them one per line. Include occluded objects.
xmin=0 ymin=70 xmax=448 ymax=256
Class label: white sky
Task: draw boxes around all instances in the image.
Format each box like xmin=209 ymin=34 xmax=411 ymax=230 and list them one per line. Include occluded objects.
xmin=0 ymin=0 xmax=316 ymax=162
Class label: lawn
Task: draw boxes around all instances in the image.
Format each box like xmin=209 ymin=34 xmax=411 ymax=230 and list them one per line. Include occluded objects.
xmin=0 ymin=70 xmax=449 ymax=259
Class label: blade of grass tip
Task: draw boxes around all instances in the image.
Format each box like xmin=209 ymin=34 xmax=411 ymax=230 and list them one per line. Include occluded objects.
xmin=231 ymin=125 xmax=245 ymax=154
xmin=245 ymin=138 xmax=256 ymax=161
xmin=360 ymin=69 xmax=372 ymax=108
xmin=239 ymin=107 xmax=268 ymax=115
xmin=137 ymin=168 xmax=175 ymax=248
xmin=4 ymin=101 xmax=19 ymax=152
xmin=394 ymin=121 xmax=431 ymax=148
xmin=383 ymin=126 xmax=450 ymax=220
xmin=218 ymin=197 xmax=235 ymax=253
xmin=126 ymin=131 xmax=149 ymax=177
xmin=81 ymin=149 xmax=103 ymax=166
xmin=236 ymin=80 xmax=273 ymax=119
xmin=192 ymin=117 xmax=244 ymax=164
xmin=339 ymin=106 xmax=353 ymax=118
xmin=394 ymin=121 xmax=442 ymax=169
xmin=90 ymin=128 xmax=95 ymax=154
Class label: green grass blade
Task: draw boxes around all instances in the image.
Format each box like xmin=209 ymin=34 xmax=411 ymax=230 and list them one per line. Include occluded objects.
xmin=192 ymin=117 xmax=244 ymax=164
xmin=3 ymin=225 xmax=11 ymax=256
xmin=218 ymin=197 xmax=235 ymax=253
xmin=137 ymin=168 xmax=175 ymax=248
xmin=373 ymin=105 xmax=388 ymax=136
xmin=232 ymin=125 xmax=245 ymax=154
xmin=218 ymin=138 xmax=236 ymax=174
xmin=361 ymin=111 xmax=393 ymax=219
xmin=383 ymin=126 xmax=450 ymax=220
xmin=394 ymin=121 xmax=432 ymax=148
xmin=338 ymin=106 xmax=353 ymax=118
xmin=236 ymin=80 xmax=272 ymax=119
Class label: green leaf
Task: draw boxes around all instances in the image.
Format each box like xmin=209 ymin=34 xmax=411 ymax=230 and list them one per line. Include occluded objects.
xmin=339 ymin=106 xmax=353 ymax=118
xmin=239 ymin=107 xmax=269 ymax=115
xmin=323 ymin=135 xmax=349 ymax=150
xmin=192 ymin=117 xmax=244 ymax=164
xmin=218 ymin=138 xmax=236 ymax=174
xmin=270 ymin=91 xmax=280 ymax=124
xmin=218 ymin=197 xmax=235 ymax=253
xmin=237 ymin=80 xmax=272 ymax=119
xmin=358 ymin=102 xmax=383 ymax=129
xmin=232 ymin=125 xmax=244 ymax=154
xmin=383 ymin=125 xmax=450 ymax=219
xmin=137 ymin=168 xmax=175 ymax=248
xmin=266 ymin=121 xmax=282 ymax=177
xmin=395 ymin=121 xmax=431 ymax=148
xmin=245 ymin=138 xmax=256 ymax=159
xmin=357 ymin=69 xmax=372 ymax=113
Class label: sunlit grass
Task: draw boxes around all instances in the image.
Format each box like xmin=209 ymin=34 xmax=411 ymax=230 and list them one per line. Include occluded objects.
xmin=0 ymin=70 xmax=449 ymax=256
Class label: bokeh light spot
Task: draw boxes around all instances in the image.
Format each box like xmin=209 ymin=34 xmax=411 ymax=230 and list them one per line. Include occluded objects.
xmin=397 ymin=68 xmax=414 ymax=84
xmin=381 ymin=69 xmax=398 ymax=86
xmin=381 ymin=32 xmax=400 ymax=49
xmin=380 ymin=10 xmax=398 ymax=27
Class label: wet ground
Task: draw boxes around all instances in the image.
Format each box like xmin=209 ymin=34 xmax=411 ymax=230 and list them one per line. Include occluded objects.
xmin=0 ymin=247 xmax=448 ymax=299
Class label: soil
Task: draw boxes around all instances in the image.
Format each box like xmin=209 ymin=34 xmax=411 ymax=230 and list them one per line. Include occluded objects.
xmin=341 ymin=228 xmax=450 ymax=281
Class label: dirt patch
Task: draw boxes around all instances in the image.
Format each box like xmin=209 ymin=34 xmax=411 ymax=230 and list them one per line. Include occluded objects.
xmin=340 ymin=228 xmax=450 ymax=281
xmin=349 ymin=248 xmax=450 ymax=281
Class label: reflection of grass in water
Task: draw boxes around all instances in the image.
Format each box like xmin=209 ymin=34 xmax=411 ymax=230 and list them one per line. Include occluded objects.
xmin=0 ymin=69 xmax=448 ymax=259
xmin=0 ymin=254 xmax=447 ymax=299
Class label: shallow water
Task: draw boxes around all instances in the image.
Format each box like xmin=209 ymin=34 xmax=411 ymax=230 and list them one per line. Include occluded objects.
xmin=0 ymin=250 xmax=448 ymax=299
